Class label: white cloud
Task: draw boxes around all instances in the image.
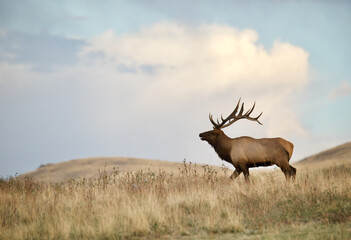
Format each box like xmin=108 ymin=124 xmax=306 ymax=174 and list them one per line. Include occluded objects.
xmin=329 ymin=81 xmax=351 ymax=100
xmin=80 ymin=22 xmax=310 ymax=137
xmin=82 ymin=23 xmax=309 ymax=91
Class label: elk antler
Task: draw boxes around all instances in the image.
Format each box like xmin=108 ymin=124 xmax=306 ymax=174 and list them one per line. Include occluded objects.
xmin=209 ymin=98 xmax=263 ymax=129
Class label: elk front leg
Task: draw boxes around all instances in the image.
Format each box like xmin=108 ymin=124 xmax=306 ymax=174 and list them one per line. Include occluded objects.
xmin=230 ymin=169 xmax=242 ymax=180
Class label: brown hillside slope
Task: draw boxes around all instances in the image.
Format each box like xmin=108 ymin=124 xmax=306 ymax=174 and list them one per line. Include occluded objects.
xmin=21 ymin=157 xmax=223 ymax=182
xmin=296 ymin=142 xmax=351 ymax=168
xmin=21 ymin=142 xmax=351 ymax=182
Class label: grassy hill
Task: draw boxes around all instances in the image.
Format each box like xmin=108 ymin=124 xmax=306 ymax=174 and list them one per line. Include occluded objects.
xmin=296 ymin=142 xmax=351 ymax=168
xmin=21 ymin=157 xmax=225 ymax=182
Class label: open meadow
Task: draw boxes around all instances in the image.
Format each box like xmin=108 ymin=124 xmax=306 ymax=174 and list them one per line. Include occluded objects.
xmin=1 ymin=160 xmax=350 ymax=239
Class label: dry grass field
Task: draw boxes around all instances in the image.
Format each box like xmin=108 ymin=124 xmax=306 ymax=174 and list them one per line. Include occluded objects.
xmin=1 ymin=143 xmax=351 ymax=239
xmin=1 ymin=159 xmax=350 ymax=239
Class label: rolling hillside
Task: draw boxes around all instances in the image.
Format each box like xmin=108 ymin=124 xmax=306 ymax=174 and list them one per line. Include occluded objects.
xmin=21 ymin=157 xmax=224 ymax=182
xmin=296 ymin=141 xmax=351 ymax=167
xmin=21 ymin=142 xmax=351 ymax=182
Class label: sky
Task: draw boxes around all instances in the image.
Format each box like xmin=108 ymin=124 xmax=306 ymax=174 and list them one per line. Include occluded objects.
xmin=1 ymin=0 xmax=351 ymax=177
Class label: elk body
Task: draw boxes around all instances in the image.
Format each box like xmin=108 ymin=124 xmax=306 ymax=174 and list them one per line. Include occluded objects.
xmin=199 ymin=99 xmax=296 ymax=181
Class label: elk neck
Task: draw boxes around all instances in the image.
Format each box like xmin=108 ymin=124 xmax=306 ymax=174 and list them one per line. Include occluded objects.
xmin=213 ymin=132 xmax=232 ymax=162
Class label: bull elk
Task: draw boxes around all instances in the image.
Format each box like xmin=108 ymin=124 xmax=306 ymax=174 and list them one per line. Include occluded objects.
xmin=199 ymin=99 xmax=296 ymax=181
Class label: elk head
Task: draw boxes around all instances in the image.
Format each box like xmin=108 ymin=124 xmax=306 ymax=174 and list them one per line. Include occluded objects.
xmin=199 ymin=98 xmax=263 ymax=144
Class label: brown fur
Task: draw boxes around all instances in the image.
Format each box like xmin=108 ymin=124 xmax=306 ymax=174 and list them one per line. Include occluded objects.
xmin=199 ymin=128 xmax=296 ymax=181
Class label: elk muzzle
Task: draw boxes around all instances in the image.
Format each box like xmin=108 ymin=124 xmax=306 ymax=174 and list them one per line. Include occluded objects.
xmin=199 ymin=132 xmax=206 ymax=141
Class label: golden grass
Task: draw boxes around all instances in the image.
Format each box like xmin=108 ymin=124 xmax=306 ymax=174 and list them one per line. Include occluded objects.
xmin=1 ymin=161 xmax=351 ymax=239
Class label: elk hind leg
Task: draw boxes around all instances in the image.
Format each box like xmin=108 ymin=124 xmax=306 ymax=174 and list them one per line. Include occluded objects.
xmin=280 ymin=164 xmax=296 ymax=181
xmin=278 ymin=163 xmax=291 ymax=180
xmin=289 ymin=165 xmax=297 ymax=180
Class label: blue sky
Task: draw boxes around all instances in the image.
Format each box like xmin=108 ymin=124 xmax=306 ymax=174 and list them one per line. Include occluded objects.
xmin=1 ymin=0 xmax=350 ymax=177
